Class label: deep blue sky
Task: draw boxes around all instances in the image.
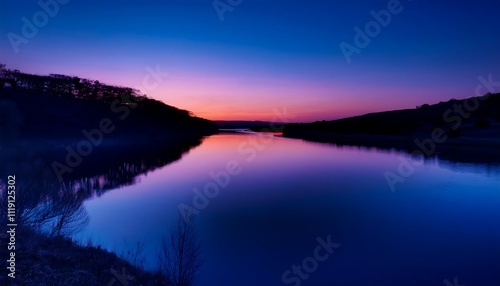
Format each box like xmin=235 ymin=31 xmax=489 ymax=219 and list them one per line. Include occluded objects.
xmin=1 ymin=0 xmax=499 ymax=121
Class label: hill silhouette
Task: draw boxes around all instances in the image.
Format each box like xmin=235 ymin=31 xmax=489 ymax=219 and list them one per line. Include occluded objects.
xmin=283 ymin=93 xmax=500 ymax=151
xmin=0 ymin=64 xmax=217 ymax=141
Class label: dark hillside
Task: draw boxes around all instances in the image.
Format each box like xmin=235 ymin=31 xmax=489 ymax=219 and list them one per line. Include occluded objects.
xmin=284 ymin=93 xmax=500 ymax=141
xmin=0 ymin=65 xmax=218 ymax=142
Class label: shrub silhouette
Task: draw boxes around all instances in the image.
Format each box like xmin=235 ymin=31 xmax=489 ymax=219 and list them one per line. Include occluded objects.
xmin=417 ymin=103 xmax=430 ymax=109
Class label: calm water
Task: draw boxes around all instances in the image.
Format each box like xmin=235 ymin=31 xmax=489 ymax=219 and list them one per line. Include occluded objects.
xmin=76 ymin=132 xmax=500 ymax=286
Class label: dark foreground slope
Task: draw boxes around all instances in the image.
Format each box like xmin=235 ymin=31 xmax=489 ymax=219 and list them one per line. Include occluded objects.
xmin=283 ymin=93 xmax=500 ymax=152
xmin=0 ymin=228 xmax=166 ymax=286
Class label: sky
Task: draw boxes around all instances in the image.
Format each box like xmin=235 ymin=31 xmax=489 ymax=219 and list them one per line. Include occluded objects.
xmin=1 ymin=0 xmax=499 ymax=122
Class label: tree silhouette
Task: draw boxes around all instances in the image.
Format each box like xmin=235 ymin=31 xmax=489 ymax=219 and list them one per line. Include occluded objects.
xmin=158 ymin=216 xmax=202 ymax=286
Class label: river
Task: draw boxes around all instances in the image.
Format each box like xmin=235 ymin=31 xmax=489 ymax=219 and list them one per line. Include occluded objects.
xmin=75 ymin=131 xmax=500 ymax=286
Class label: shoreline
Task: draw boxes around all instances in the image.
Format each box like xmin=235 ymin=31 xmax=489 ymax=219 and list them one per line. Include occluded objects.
xmin=0 ymin=227 xmax=165 ymax=285
xmin=282 ymin=130 xmax=500 ymax=163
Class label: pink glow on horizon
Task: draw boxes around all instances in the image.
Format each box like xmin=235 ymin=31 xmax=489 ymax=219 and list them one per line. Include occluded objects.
xmin=6 ymin=59 xmax=471 ymax=122
xmin=146 ymin=75 xmax=467 ymax=122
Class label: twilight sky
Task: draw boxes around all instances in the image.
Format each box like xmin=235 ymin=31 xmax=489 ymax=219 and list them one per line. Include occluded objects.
xmin=1 ymin=0 xmax=499 ymax=122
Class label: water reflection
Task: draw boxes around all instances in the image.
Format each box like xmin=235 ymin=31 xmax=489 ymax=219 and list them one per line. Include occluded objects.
xmin=71 ymin=132 xmax=500 ymax=286
xmin=0 ymin=137 xmax=205 ymax=234
xmin=298 ymin=136 xmax=500 ymax=177
xmin=1 ymin=132 xmax=499 ymax=285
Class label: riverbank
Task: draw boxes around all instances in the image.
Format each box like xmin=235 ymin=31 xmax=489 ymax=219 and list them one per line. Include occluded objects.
xmin=283 ymin=129 xmax=500 ymax=149
xmin=0 ymin=137 xmax=210 ymax=286
xmin=283 ymin=93 xmax=500 ymax=162
xmin=0 ymin=227 xmax=165 ymax=285
xmin=282 ymin=130 xmax=500 ymax=165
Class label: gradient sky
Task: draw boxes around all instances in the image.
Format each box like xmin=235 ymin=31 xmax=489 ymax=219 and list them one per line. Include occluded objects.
xmin=1 ymin=0 xmax=499 ymax=122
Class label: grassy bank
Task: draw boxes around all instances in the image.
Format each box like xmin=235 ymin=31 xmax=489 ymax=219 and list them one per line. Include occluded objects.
xmin=0 ymin=227 xmax=165 ymax=285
